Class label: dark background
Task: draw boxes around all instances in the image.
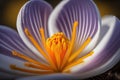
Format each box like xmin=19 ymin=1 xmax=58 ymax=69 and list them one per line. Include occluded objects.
xmin=0 ymin=0 xmax=120 ymax=28
xmin=0 ymin=0 xmax=120 ymax=80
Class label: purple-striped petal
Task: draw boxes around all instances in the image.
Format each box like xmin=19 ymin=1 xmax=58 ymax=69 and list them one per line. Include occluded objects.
xmin=0 ymin=26 xmax=44 ymax=62
xmin=17 ymin=0 xmax=52 ymax=61
xmin=0 ymin=26 xmax=48 ymax=79
xmin=48 ymin=0 xmax=100 ymax=56
xmin=0 ymin=54 xmax=37 ymax=79
xmin=69 ymin=16 xmax=120 ymax=79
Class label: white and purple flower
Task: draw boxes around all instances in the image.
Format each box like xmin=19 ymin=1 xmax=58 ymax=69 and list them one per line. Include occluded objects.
xmin=0 ymin=0 xmax=120 ymax=80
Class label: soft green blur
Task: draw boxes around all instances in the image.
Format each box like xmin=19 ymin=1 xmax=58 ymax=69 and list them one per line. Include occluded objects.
xmin=0 ymin=0 xmax=120 ymax=29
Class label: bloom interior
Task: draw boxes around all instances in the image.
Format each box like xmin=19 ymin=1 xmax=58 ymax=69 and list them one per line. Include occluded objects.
xmin=1 ymin=0 xmax=120 ymax=79
xmin=10 ymin=21 xmax=93 ymax=74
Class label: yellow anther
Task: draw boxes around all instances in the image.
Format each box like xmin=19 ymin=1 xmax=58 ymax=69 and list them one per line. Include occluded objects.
xmin=10 ymin=64 xmax=53 ymax=74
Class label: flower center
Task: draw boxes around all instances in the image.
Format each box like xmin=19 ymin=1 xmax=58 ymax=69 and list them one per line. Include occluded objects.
xmin=46 ymin=32 xmax=69 ymax=71
xmin=46 ymin=32 xmax=69 ymax=56
xmin=10 ymin=21 xmax=93 ymax=74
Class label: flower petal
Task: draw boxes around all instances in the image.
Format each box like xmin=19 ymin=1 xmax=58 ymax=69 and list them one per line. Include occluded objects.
xmin=17 ymin=74 xmax=75 ymax=80
xmin=17 ymin=0 xmax=53 ymax=61
xmin=0 ymin=26 xmax=44 ymax=62
xmin=0 ymin=26 xmax=48 ymax=79
xmin=48 ymin=0 xmax=100 ymax=56
xmin=0 ymin=54 xmax=32 ymax=78
xmin=69 ymin=16 xmax=120 ymax=79
xmin=0 ymin=53 xmax=56 ymax=79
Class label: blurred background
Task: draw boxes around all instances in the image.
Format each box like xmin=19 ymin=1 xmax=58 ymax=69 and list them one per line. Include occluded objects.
xmin=0 ymin=0 xmax=120 ymax=80
xmin=0 ymin=0 xmax=120 ymax=28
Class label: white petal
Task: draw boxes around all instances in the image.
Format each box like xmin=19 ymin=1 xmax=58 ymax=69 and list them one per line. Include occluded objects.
xmin=48 ymin=0 xmax=101 ymax=56
xmin=68 ymin=16 xmax=120 ymax=79
xmin=0 ymin=53 xmax=57 ymax=79
xmin=0 ymin=25 xmax=44 ymax=62
xmin=17 ymin=0 xmax=52 ymax=62
xmin=0 ymin=54 xmax=40 ymax=77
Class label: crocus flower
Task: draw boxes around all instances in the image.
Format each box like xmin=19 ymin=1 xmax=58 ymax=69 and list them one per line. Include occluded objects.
xmin=0 ymin=0 xmax=120 ymax=80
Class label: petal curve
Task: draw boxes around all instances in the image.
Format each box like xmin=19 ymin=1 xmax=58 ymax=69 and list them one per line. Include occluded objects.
xmin=17 ymin=0 xmax=53 ymax=62
xmin=0 ymin=25 xmax=42 ymax=62
xmin=48 ymin=0 xmax=100 ymax=56
xmin=0 ymin=54 xmax=32 ymax=79
xmin=0 ymin=26 xmax=47 ymax=79
xmin=69 ymin=16 xmax=120 ymax=79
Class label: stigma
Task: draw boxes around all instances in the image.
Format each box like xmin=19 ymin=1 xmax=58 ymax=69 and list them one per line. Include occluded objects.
xmin=46 ymin=32 xmax=70 ymax=71
xmin=10 ymin=21 xmax=93 ymax=74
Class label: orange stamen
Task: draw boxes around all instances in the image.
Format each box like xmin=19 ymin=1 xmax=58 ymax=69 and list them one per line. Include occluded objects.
xmin=46 ymin=33 xmax=69 ymax=72
xmin=12 ymin=51 xmax=50 ymax=69
xmin=24 ymin=28 xmax=48 ymax=60
xmin=68 ymin=37 xmax=91 ymax=63
xmin=12 ymin=51 xmax=40 ymax=65
xmin=39 ymin=28 xmax=46 ymax=49
xmin=24 ymin=62 xmax=51 ymax=70
xmin=10 ymin=64 xmax=53 ymax=74
xmin=61 ymin=21 xmax=78 ymax=69
xmin=40 ymin=28 xmax=58 ymax=71
xmin=63 ymin=51 xmax=94 ymax=72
